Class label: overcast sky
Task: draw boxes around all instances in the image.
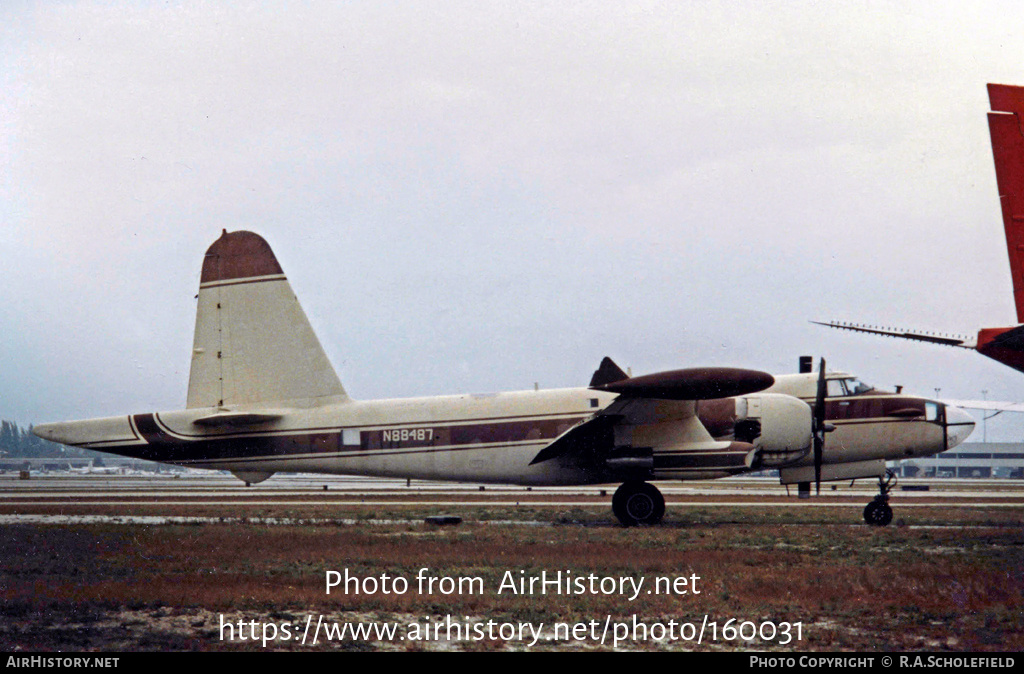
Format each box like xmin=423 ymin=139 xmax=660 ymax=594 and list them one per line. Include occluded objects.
xmin=5 ymin=1 xmax=1024 ymax=440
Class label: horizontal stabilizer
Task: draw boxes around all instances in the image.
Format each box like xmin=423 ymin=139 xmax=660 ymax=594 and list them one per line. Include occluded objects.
xmin=591 ymin=366 xmax=774 ymax=400
xmin=811 ymin=321 xmax=976 ymax=348
xmin=191 ymin=410 xmax=287 ymax=427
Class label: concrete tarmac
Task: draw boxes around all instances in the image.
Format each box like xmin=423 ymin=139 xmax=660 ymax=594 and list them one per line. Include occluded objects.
xmin=2 ymin=471 xmax=1022 ymax=515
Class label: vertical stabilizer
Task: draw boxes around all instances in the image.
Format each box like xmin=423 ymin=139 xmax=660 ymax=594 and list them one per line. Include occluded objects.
xmin=988 ymin=83 xmax=1024 ymax=323
xmin=186 ymin=230 xmax=348 ymax=408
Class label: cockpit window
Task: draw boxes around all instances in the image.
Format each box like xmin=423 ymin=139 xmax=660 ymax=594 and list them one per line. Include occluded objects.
xmin=826 ymin=380 xmax=847 ymax=397
xmin=826 ymin=378 xmax=875 ymax=397
xmin=843 ymin=378 xmax=874 ymax=395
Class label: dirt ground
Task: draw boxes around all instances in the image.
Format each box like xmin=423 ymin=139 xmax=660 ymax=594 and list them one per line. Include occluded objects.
xmin=2 ymin=500 xmax=1022 ymax=652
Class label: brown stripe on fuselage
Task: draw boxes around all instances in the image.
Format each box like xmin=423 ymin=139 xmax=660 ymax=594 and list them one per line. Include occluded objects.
xmin=697 ymin=396 xmax=935 ymax=443
xmin=133 ymin=413 xmax=168 ymax=443
xmin=117 ymin=414 xmax=587 ymax=463
xmin=200 ymin=230 xmax=284 ymax=284
xmin=147 ymin=411 xmax=590 ymax=441
xmin=819 ymin=397 xmax=929 ymax=421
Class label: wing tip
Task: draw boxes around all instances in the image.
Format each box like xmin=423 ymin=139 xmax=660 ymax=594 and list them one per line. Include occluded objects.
xmin=594 ymin=366 xmax=774 ymax=400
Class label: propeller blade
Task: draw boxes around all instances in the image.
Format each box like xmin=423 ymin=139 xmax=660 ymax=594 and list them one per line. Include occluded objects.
xmin=814 ymin=358 xmax=827 ymax=496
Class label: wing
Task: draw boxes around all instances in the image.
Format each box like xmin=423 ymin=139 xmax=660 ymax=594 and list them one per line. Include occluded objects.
xmin=529 ymin=395 xmax=704 ymax=466
xmin=530 ymin=358 xmax=775 ymax=471
xmin=942 ymin=399 xmax=1024 ymax=414
xmin=811 ymin=321 xmax=976 ymax=348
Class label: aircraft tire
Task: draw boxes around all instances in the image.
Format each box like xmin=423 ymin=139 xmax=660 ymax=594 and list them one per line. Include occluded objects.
xmin=863 ymin=499 xmax=893 ymax=527
xmin=612 ymin=481 xmax=665 ymax=526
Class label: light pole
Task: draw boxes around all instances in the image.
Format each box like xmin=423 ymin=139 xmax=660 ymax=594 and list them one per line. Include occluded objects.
xmin=982 ymin=390 xmax=988 ymax=443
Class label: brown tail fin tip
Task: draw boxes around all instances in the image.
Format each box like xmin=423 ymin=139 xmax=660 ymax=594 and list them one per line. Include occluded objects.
xmin=200 ymin=230 xmax=284 ymax=285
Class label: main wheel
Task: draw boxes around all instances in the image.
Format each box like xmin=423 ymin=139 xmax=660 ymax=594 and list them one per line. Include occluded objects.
xmin=612 ymin=481 xmax=665 ymax=526
xmin=863 ymin=499 xmax=893 ymax=527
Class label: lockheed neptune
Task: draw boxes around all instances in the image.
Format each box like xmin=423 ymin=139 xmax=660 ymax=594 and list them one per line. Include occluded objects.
xmin=34 ymin=231 xmax=973 ymax=526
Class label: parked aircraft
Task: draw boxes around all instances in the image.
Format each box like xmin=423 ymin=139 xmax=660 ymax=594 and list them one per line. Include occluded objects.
xmin=69 ymin=465 xmax=125 ymax=476
xmin=34 ymin=231 xmax=973 ymax=526
xmin=815 ymin=83 xmax=1024 ymax=378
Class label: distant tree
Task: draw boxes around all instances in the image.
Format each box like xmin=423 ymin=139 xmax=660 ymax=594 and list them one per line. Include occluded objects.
xmin=0 ymin=420 xmax=17 ymax=458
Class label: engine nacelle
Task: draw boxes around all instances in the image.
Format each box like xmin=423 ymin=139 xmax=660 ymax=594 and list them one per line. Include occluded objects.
xmin=735 ymin=393 xmax=812 ymax=468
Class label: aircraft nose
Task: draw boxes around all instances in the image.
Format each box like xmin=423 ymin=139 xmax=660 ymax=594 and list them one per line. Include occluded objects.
xmin=944 ymin=404 xmax=976 ymax=449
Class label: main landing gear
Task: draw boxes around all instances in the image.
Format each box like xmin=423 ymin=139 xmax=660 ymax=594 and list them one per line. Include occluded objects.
xmin=612 ymin=481 xmax=665 ymax=526
xmin=863 ymin=470 xmax=896 ymax=527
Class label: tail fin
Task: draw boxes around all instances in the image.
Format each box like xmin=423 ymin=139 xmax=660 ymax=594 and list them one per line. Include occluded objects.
xmin=186 ymin=230 xmax=348 ymax=408
xmin=988 ymin=83 xmax=1024 ymax=323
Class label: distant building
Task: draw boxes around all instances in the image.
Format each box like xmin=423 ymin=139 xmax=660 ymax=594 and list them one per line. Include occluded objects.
xmin=897 ymin=442 xmax=1024 ymax=479
xmin=0 ymin=456 xmax=167 ymax=473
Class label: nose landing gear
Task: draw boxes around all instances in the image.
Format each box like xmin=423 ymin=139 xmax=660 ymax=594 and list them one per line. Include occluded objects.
xmin=612 ymin=481 xmax=665 ymax=526
xmin=863 ymin=470 xmax=896 ymax=526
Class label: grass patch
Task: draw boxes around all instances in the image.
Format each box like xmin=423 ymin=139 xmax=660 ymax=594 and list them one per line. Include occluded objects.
xmin=1 ymin=507 xmax=1022 ymax=651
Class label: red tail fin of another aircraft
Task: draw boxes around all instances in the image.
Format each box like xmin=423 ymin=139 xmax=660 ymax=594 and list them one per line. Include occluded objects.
xmin=988 ymin=83 xmax=1024 ymax=323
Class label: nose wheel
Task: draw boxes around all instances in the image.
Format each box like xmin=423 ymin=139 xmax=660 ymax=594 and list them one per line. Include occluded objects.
xmin=863 ymin=498 xmax=893 ymax=527
xmin=612 ymin=481 xmax=665 ymax=526
xmin=863 ymin=470 xmax=896 ymax=527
